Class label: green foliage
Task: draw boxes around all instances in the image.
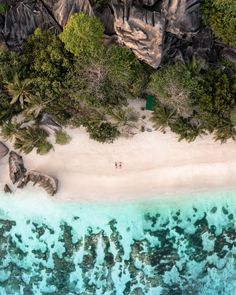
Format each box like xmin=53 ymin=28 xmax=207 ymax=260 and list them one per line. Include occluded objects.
xmin=0 ymin=121 xmax=20 ymax=141
xmin=59 ymin=13 xmax=104 ymax=57
xmin=196 ymin=67 xmax=236 ymax=132
xmin=202 ymin=0 xmax=236 ymax=47
xmin=0 ymin=25 xmax=148 ymax=148
xmin=0 ymin=91 xmax=21 ymax=123
xmin=149 ymin=63 xmax=199 ymax=118
xmin=0 ymin=3 xmax=9 ymax=14
xmin=151 ymin=104 xmax=177 ymax=132
xmin=73 ymin=45 xmax=147 ymax=106
xmin=150 ymin=62 xmax=236 ymax=142
xmin=13 ymin=127 xmax=52 ymax=155
xmin=55 ymin=129 xmax=71 ymax=145
xmin=5 ymin=74 xmax=33 ymax=109
xmin=24 ymin=28 xmax=72 ymax=81
xmin=36 ymin=141 xmax=53 ymax=155
xmin=91 ymin=0 xmax=109 ymax=11
xmin=86 ymin=122 xmax=120 ymax=143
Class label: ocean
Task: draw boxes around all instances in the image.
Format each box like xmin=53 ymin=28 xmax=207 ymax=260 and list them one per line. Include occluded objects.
xmin=0 ymin=190 xmax=235 ymax=295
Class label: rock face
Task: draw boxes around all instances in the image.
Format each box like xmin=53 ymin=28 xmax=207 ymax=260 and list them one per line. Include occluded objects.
xmin=9 ymin=151 xmax=27 ymax=184
xmin=163 ymin=0 xmax=201 ymax=36
xmin=111 ymin=1 xmax=165 ymax=68
xmin=18 ymin=170 xmax=58 ymax=196
xmin=111 ymin=0 xmax=201 ymax=68
xmin=39 ymin=113 xmax=61 ymax=134
xmin=8 ymin=150 xmax=58 ymax=195
xmin=42 ymin=0 xmax=94 ymax=27
xmin=1 ymin=0 xmax=93 ymax=49
xmin=0 ymin=141 xmax=9 ymax=160
xmin=221 ymin=47 xmax=236 ymax=66
xmin=3 ymin=0 xmax=61 ymax=49
xmin=0 ymin=0 xmax=219 ymax=68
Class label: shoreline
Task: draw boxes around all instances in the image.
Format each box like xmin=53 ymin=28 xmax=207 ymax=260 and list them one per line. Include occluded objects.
xmin=1 ymin=127 xmax=236 ymax=202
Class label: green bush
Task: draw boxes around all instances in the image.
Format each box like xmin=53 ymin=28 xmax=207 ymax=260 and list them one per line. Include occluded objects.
xmin=148 ymin=63 xmax=199 ymax=118
xmin=13 ymin=127 xmax=51 ymax=154
xmin=151 ymin=62 xmax=236 ymax=142
xmin=86 ymin=122 xmax=120 ymax=143
xmin=55 ymin=129 xmax=71 ymax=145
xmin=59 ymin=13 xmax=104 ymax=57
xmin=0 ymin=3 xmax=9 ymax=15
xmin=202 ymin=0 xmax=236 ymax=47
xmin=36 ymin=141 xmax=53 ymax=155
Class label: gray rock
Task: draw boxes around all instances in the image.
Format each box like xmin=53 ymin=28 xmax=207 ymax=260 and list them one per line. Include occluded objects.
xmin=221 ymin=47 xmax=236 ymax=66
xmin=9 ymin=151 xmax=27 ymax=184
xmin=18 ymin=170 xmax=58 ymax=196
xmin=4 ymin=184 xmax=12 ymax=193
xmin=192 ymin=27 xmax=213 ymax=60
xmin=112 ymin=0 xmax=165 ymax=68
xmin=0 ymin=142 xmax=9 ymax=160
xmin=3 ymin=0 xmax=61 ymax=49
xmin=39 ymin=113 xmax=61 ymax=134
xmin=163 ymin=0 xmax=201 ymax=36
xmin=42 ymin=0 xmax=94 ymax=27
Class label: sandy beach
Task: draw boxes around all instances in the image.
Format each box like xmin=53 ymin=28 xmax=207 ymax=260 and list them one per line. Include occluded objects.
xmin=1 ymin=127 xmax=236 ymax=201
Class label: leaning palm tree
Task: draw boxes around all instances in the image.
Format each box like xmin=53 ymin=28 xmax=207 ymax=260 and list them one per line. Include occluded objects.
xmin=5 ymin=74 xmax=33 ymax=109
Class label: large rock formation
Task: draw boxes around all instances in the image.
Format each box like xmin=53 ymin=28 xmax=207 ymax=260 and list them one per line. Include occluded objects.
xmin=111 ymin=1 xmax=165 ymax=68
xmin=3 ymin=0 xmax=61 ymax=49
xmin=111 ymin=0 xmax=201 ymax=67
xmin=163 ymin=0 xmax=201 ymax=36
xmin=42 ymin=0 xmax=94 ymax=27
xmin=9 ymin=151 xmax=26 ymax=184
xmin=1 ymin=0 xmax=93 ymax=49
xmin=18 ymin=170 xmax=58 ymax=196
xmin=0 ymin=0 xmax=214 ymax=68
xmin=39 ymin=113 xmax=61 ymax=134
xmin=8 ymin=150 xmax=58 ymax=195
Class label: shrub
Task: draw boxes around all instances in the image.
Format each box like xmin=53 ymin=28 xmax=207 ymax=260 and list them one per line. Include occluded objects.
xmin=59 ymin=13 xmax=104 ymax=57
xmin=0 ymin=3 xmax=9 ymax=15
xmin=86 ymin=122 xmax=120 ymax=143
xmin=202 ymin=0 xmax=236 ymax=47
xmin=13 ymin=127 xmax=51 ymax=154
xmin=148 ymin=63 xmax=199 ymax=118
xmin=36 ymin=141 xmax=53 ymax=155
xmin=55 ymin=129 xmax=71 ymax=145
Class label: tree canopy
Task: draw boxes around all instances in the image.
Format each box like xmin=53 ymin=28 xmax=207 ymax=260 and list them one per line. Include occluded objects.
xmin=202 ymin=0 xmax=236 ymax=47
xmin=59 ymin=13 xmax=104 ymax=57
xmin=149 ymin=62 xmax=236 ymax=142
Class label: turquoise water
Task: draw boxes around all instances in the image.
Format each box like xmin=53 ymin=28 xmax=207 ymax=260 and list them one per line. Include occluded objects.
xmin=0 ymin=190 xmax=236 ymax=294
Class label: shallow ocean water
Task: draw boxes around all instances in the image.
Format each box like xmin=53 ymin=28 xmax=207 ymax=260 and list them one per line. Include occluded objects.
xmin=0 ymin=190 xmax=236 ymax=295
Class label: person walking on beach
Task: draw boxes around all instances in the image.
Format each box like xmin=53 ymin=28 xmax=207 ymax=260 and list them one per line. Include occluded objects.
xmin=115 ymin=162 xmax=118 ymax=168
xmin=119 ymin=162 xmax=122 ymax=168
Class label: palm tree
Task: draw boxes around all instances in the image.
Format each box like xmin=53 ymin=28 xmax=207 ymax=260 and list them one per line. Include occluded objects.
xmin=14 ymin=127 xmax=52 ymax=154
xmin=151 ymin=105 xmax=176 ymax=133
xmin=0 ymin=121 xmax=20 ymax=141
xmin=213 ymin=124 xmax=236 ymax=143
xmin=5 ymin=74 xmax=33 ymax=109
xmin=22 ymin=93 xmax=46 ymax=119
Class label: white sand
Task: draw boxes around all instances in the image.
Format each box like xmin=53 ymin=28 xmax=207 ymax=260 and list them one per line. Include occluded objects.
xmin=1 ymin=127 xmax=236 ymax=202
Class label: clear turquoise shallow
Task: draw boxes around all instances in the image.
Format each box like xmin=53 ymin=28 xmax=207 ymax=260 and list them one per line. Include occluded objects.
xmin=0 ymin=190 xmax=236 ymax=294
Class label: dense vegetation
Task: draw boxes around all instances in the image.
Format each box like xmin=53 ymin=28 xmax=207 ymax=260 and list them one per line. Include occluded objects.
xmin=202 ymin=0 xmax=236 ymax=47
xmin=1 ymin=6 xmax=236 ymax=154
xmin=0 ymin=13 xmax=147 ymax=153
xmin=149 ymin=60 xmax=236 ymax=142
